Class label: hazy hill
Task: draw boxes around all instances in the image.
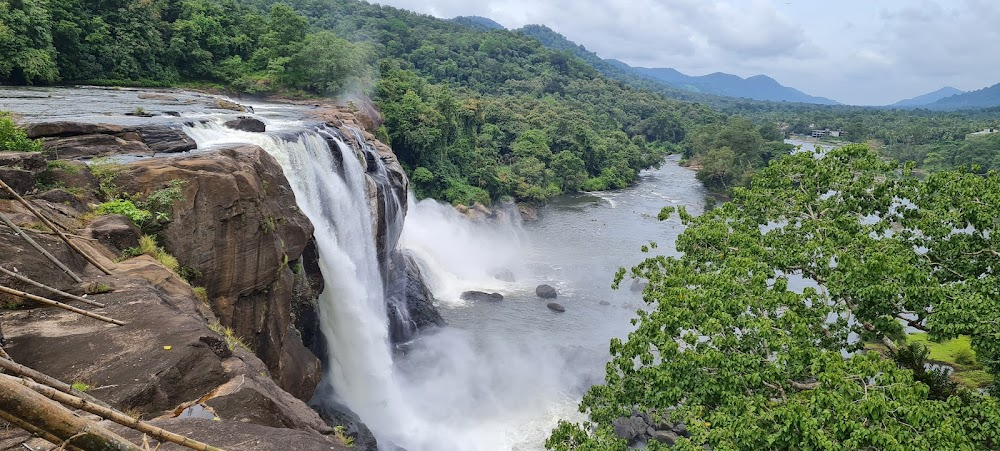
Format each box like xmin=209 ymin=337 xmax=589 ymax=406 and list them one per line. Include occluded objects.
xmin=450 ymin=16 xmax=505 ymax=31
xmin=925 ymin=83 xmax=1000 ymax=110
xmin=891 ymin=87 xmax=965 ymax=107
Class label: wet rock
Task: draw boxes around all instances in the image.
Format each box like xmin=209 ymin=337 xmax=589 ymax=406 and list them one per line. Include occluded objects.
xmin=25 ymin=121 xmax=124 ymax=139
xmin=547 ymin=302 xmax=566 ymax=313
xmin=630 ymin=278 xmax=649 ymax=293
xmin=461 ymin=291 xmax=504 ymax=302
xmin=135 ymin=125 xmax=197 ymax=153
xmin=535 ymin=284 xmax=558 ymax=299
xmin=674 ymin=421 xmax=690 ymax=438
xmin=137 ymin=92 xmax=179 ymax=102
xmin=599 ymin=300 xmax=612 ymax=306
xmin=518 ymin=203 xmax=539 ymax=222
xmin=388 ymin=251 xmax=447 ymax=344
xmin=491 ymin=269 xmax=516 ymax=282
xmin=225 ymin=116 xmax=266 ymax=133
xmin=215 ymin=99 xmax=246 ymax=112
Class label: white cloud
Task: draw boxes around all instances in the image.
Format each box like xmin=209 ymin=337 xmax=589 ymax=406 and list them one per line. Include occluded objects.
xmin=369 ymin=0 xmax=1000 ymax=105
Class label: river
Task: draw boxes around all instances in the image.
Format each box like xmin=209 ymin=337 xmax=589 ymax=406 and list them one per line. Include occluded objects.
xmin=1 ymin=87 xmax=708 ymax=450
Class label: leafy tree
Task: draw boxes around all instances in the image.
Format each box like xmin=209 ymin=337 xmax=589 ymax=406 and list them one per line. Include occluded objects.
xmin=549 ymin=145 xmax=1000 ymax=449
xmin=0 ymin=0 xmax=59 ymax=84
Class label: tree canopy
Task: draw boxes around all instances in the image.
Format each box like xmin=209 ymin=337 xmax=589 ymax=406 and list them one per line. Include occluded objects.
xmin=548 ymin=145 xmax=1000 ymax=449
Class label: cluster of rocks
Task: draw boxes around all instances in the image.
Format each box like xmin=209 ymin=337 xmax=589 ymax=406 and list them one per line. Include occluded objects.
xmin=26 ymin=121 xmax=198 ymax=159
xmin=613 ymin=409 xmax=691 ymax=447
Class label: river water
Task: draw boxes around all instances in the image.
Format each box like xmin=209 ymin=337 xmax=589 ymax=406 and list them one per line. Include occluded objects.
xmin=0 ymin=87 xmax=707 ymax=450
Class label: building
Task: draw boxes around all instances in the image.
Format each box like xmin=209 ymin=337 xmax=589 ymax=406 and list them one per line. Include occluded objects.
xmin=811 ymin=129 xmax=846 ymax=138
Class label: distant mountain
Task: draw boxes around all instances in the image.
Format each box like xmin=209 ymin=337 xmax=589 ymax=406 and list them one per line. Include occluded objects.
xmin=517 ymin=24 xmax=839 ymax=105
xmin=891 ymin=87 xmax=965 ymax=107
xmin=925 ymin=82 xmax=1000 ymax=110
xmin=450 ymin=16 xmax=505 ymax=31
xmin=627 ymin=66 xmax=839 ymax=105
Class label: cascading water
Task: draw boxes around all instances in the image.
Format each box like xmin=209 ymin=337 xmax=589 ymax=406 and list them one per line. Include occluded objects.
xmin=184 ymin=118 xmax=592 ymax=451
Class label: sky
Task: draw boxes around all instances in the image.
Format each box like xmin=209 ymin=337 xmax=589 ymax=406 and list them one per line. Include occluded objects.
xmin=367 ymin=0 xmax=1000 ymax=106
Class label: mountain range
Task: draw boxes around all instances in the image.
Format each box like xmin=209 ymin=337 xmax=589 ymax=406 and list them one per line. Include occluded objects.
xmin=890 ymin=87 xmax=965 ymax=107
xmin=450 ymin=17 xmax=1000 ymax=110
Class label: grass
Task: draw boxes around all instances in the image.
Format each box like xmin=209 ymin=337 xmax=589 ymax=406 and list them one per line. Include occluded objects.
xmin=208 ymin=322 xmax=251 ymax=352
xmin=907 ymin=333 xmax=994 ymax=388
xmin=334 ymin=426 xmax=355 ymax=448
xmin=192 ymin=287 xmax=208 ymax=305
xmin=121 ymin=235 xmax=180 ymax=273
xmin=71 ymin=381 xmax=91 ymax=392
xmin=85 ymin=282 xmax=113 ymax=295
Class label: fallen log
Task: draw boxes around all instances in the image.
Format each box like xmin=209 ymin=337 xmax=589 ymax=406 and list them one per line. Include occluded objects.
xmin=0 ymin=265 xmax=105 ymax=307
xmin=15 ymin=376 xmax=225 ymax=451
xmin=0 ymin=284 xmax=124 ymax=326
xmin=0 ymin=178 xmax=113 ymax=275
xmin=0 ymin=373 xmax=143 ymax=450
xmin=0 ymin=210 xmax=82 ymax=283
xmin=0 ymin=354 xmax=111 ymax=409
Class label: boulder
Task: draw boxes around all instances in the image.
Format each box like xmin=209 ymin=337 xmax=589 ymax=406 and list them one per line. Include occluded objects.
xmin=612 ymin=416 xmax=648 ymax=444
xmin=135 ymin=125 xmax=197 ymax=153
xmin=389 ymin=252 xmax=448 ymax=343
xmin=115 ymin=144 xmax=321 ymax=401
xmin=0 ymin=168 xmax=35 ymax=198
xmin=137 ymin=92 xmax=179 ymax=102
xmin=630 ymin=278 xmax=649 ymax=292
xmin=518 ymin=203 xmax=539 ymax=222
xmin=225 ymin=116 xmax=266 ymax=133
xmin=547 ymin=302 xmax=565 ymax=313
xmin=599 ymin=300 xmax=611 ymax=306
xmin=535 ymin=284 xmax=558 ymax=299
xmin=25 ymin=121 xmax=124 ymax=139
xmin=491 ymin=269 xmax=516 ymax=282
xmin=650 ymin=429 xmax=679 ymax=445
xmin=0 ymin=151 xmax=47 ymax=173
xmin=81 ymin=214 xmax=143 ymax=253
xmin=42 ymin=134 xmax=152 ymax=159
xmin=461 ymin=291 xmax=504 ymax=302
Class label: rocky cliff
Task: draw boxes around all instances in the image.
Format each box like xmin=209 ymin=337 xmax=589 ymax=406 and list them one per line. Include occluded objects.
xmin=0 ymin=102 xmax=440 ymax=450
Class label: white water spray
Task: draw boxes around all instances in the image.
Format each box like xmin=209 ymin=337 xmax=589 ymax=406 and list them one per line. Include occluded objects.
xmin=184 ymin=120 xmax=589 ymax=451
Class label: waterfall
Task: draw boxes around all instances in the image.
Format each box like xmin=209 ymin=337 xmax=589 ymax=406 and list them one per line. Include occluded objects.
xmin=184 ymin=119 xmax=586 ymax=451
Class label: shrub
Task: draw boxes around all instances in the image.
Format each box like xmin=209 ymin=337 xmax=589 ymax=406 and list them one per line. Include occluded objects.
xmin=0 ymin=112 xmax=42 ymax=153
xmin=95 ymin=199 xmax=152 ymax=224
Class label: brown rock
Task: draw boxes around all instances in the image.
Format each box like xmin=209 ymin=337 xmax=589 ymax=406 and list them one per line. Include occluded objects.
xmin=0 ymin=151 xmax=47 ymax=173
xmin=135 ymin=125 xmax=198 ymax=154
xmin=25 ymin=121 xmax=124 ymax=139
xmin=518 ymin=203 xmax=539 ymax=222
xmin=115 ymin=144 xmax=321 ymax=400
xmin=224 ymin=117 xmax=266 ymax=133
xmin=81 ymin=214 xmax=143 ymax=253
xmin=137 ymin=92 xmax=179 ymax=102
xmin=42 ymin=134 xmax=152 ymax=159
xmin=0 ymin=168 xmax=36 ymax=198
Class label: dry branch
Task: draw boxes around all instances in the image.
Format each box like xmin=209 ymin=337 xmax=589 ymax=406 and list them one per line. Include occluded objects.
xmin=0 ymin=178 xmax=113 ymax=275
xmin=0 ymin=285 xmax=124 ymax=326
xmin=0 ymin=266 xmax=105 ymax=307
xmin=0 ymin=210 xmax=82 ymax=283
xmin=0 ymin=355 xmax=111 ymax=409
xmin=14 ymin=376 xmax=225 ymax=451
xmin=0 ymin=373 xmax=142 ymax=451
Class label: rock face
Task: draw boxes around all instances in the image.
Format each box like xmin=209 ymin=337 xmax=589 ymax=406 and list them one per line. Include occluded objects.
xmin=0 ymin=207 xmax=344 ymax=450
xmin=461 ymin=291 xmax=504 ymax=302
xmin=536 ymin=284 xmax=558 ymax=299
xmin=115 ymin=144 xmax=321 ymax=401
xmin=27 ymin=121 xmax=196 ymax=159
xmin=225 ymin=116 xmax=266 ymax=133
xmin=386 ymin=251 xmax=446 ymax=344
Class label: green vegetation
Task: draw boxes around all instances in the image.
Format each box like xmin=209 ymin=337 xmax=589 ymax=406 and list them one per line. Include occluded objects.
xmin=70 ymin=381 xmax=91 ymax=392
xmin=549 ymin=145 xmax=1000 ymax=449
xmin=333 ymin=425 xmax=355 ymax=448
xmin=208 ymin=322 xmax=251 ymax=352
xmin=122 ymin=235 xmax=180 ymax=273
xmin=192 ymin=287 xmax=209 ymax=305
xmin=95 ymin=199 xmax=153 ymax=224
xmin=0 ymin=112 xmax=42 ymax=152
xmin=906 ymin=333 xmax=993 ymax=388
